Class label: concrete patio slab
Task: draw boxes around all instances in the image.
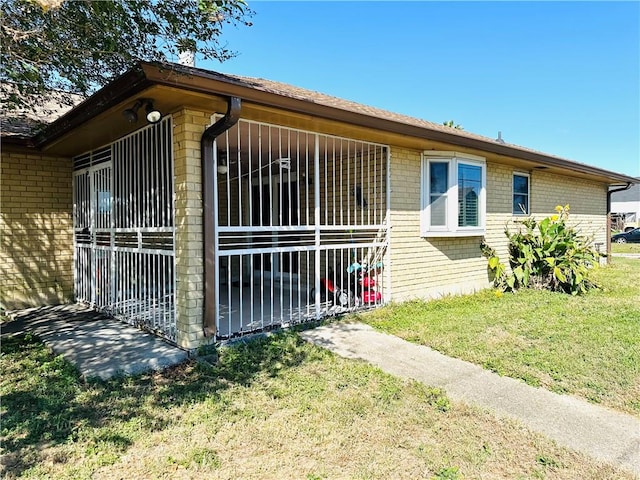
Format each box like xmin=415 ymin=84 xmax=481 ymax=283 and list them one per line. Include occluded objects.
xmin=2 ymin=304 xmax=189 ymax=380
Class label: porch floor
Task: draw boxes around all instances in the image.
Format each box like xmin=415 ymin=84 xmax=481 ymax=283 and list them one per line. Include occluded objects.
xmin=1 ymin=304 xmax=188 ymax=379
xmin=215 ymin=280 xmax=370 ymax=339
xmin=216 ymin=282 xmax=316 ymax=339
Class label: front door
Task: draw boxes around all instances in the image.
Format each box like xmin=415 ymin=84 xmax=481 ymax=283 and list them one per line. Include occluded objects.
xmin=250 ymin=178 xmax=299 ymax=280
xmin=278 ymin=180 xmax=299 ymax=274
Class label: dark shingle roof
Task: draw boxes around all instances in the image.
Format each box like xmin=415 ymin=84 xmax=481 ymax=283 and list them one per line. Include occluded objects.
xmin=1 ymin=89 xmax=83 ymax=140
xmin=180 ymin=64 xmax=509 ymax=145
xmin=175 ymin=64 xmax=629 ymax=177
xmin=0 ymin=116 xmax=46 ymax=138
xmin=2 ymin=62 xmax=637 ymax=185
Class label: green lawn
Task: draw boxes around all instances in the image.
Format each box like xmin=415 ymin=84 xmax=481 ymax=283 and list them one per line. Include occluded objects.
xmin=611 ymin=242 xmax=640 ymax=254
xmin=360 ymin=258 xmax=640 ymax=415
xmin=2 ymin=259 xmax=638 ymax=479
xmin=1 ymin=331 xmax=631 ymax=479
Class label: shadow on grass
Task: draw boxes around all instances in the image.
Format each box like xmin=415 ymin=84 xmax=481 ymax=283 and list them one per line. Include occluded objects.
xmin=0 ymin=330 xmax=313 ymax=477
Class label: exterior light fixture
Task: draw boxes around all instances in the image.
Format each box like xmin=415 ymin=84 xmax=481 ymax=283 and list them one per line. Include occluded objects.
xmin=145 ymin=100 xmax=162 ymax=123
xmin=122 ymin=98 xmax=162 ymax=124
xmin=122 ymin=100 xmax=142 ymax=123
xmin=217 ymin=152 xmax=228 ymax=175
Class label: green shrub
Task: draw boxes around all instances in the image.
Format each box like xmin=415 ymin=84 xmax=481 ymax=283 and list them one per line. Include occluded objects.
xmin=481 ymin=205 xmax=600 ymax=295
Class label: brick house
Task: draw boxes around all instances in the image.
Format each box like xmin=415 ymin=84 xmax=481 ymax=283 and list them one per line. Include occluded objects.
xmin=1 ymin=62 xmax=636 ymax=349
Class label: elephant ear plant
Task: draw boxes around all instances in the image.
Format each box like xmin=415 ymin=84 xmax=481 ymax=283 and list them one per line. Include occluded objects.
xmin=481 ymin=205 xmax=601 ymax=295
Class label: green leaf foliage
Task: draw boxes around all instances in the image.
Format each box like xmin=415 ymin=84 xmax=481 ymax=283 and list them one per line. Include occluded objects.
xmin=0 ymin=0 xmax=253 ymax=116
xmin=553 ymin=266 xmax=567 ymax=283
xmin=482 ymin=205 xmax=600 ymax=295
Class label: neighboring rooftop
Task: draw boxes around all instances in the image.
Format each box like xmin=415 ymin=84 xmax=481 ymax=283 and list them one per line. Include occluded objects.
xmin=610 ymin=181 xmax=640 ymax=202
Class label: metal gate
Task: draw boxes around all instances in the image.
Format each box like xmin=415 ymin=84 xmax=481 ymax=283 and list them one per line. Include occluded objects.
xmin=73 ymin=118 xmax=176 ymax=341
xmin=73 ymin=156 xmax=113 ymax=308
xmin=213 ymin=119 xmax=389 ymax=339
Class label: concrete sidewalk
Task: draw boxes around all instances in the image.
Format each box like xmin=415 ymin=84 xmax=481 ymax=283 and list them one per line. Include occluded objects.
xmin=2 ymin=304 xmax=188 ymax=379
xmin=613 ymin=253 xmax=640 ymax=259
xmin=301 ymin=322 xmax=640 ymax=476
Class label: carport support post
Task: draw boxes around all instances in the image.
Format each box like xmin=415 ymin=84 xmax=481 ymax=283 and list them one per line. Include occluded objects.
xmin=606 ymin=213 xmax=612 ymax=264
xmin=173 ymin=109 xmax=211 ymax=349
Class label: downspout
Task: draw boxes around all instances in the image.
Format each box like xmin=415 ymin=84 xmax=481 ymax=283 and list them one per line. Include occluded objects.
xmin=606 ymin=182 xmax=632 ymax=263
xmin=201 ymin=96 xmax=241 ymax=336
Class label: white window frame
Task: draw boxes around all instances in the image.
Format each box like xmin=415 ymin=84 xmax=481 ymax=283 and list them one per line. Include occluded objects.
xmin=420 ymin=151 xmax=486 ymax=237
xmin=512 ymin=171 xmax=530 ymax=216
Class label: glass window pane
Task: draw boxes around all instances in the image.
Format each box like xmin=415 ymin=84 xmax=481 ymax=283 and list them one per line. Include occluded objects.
xmin=98 ymin=191 xmax=111 ymax=213
xmin=458 ymin=164 xmax=481 ymax=227
xmin=430 ymin=194 xmax=447 ymax=226
xmin=430 ymin=162 xmax=448 ymax=194
xmin=513 ymin=194 xmax=529 ymax=215
xmin=513 ymin=175 xmax=529 ymax=194
xmin=459 ymin=164 xmax=481 ymax=184
xmin=513 ymin=175 xmax=529 ymax=214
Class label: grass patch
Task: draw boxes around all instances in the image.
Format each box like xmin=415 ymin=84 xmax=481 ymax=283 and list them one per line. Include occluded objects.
xmin=360 ymin=258 xmax=640 ymax=415
xmin=1 ymin=330 xmax=632 ymax=479
xmin=611 ymin=242 xmax=640 ymax=254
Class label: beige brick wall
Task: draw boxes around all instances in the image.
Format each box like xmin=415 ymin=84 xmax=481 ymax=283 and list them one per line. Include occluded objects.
xmin=388 ymin=149 xmax=608 ymax=302
xmin=173 ymin=108 xmax=210 ymax=349
xmin=531 ymin=170 xmax=607 ymax=249
xmin=389 ymin=148 xmax=488 ymax=300
xmin=1 ymin=150 xmax=74 ymax=310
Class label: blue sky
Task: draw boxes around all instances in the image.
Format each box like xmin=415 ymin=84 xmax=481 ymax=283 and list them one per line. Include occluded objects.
xmin=203 ymin=1 xmax=640 ymax=177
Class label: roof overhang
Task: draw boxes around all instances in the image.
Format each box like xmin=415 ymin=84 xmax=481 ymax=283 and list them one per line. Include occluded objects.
xmin=4 ymin=61 xmax=637 ymax=186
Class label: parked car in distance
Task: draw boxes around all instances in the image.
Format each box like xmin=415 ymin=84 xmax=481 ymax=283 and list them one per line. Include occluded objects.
xmin=611 ymin=228 xmax=640 ymax=243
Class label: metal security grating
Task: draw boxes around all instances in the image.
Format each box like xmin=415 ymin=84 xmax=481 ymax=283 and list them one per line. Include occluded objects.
xmin=72 ymin=118 xmax=176 ymax=341
xmin=213 ymin=118 xmax=390 ymax=339
xmin=73 ymin=146 xmax=111 ymax=170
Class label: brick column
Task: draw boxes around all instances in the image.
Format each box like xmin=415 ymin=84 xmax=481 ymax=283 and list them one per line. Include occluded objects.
xmin=172 ymin=109 xmax=212 ymax=349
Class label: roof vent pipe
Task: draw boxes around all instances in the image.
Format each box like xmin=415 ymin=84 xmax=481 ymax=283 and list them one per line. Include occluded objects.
xmin=496 ymin=131 xmax=505 ymax=144
xmin=178 ymin=50 xmax=195 ymax=67
xmin=201 ymin=96 xmax=241 ymax=337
